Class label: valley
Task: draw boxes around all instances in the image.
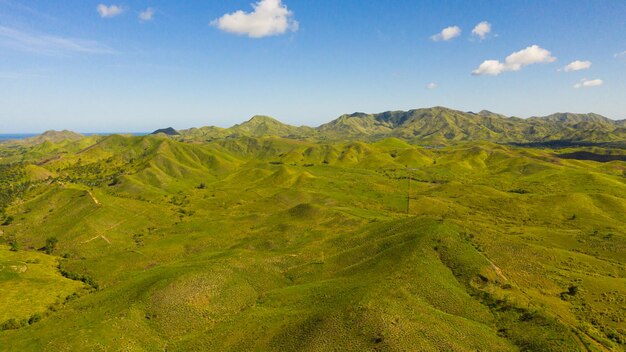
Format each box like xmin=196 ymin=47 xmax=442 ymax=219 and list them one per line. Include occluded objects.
xmin=1 ymin=108 xmax=625 ymax=350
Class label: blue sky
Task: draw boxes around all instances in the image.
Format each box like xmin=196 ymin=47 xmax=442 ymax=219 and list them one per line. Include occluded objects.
xmin=1 ymin=0 xmax=625 ymax=133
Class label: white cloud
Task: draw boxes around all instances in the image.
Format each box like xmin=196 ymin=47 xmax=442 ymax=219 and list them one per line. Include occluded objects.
xmin=505 ymin=45 xmax=556 ymax=70
xmin=139 ymin=8 xmax=155 ymax=22
xmin=97 ymin=4 xmax=124 ymax=18
xmin=615 ymin=51 xmax=626 ymax=59
xmin=211 ymin=0 xmax=299 ymax=38
xmin=0 ymin=25 xmax=115 ymax=55
xmin=574 ymin=78 xmax=603 ymax=88
xmin=472 ymin=45 xmax=556 ymax=76
xmin=430 ymin=26 xmax=461 ymax=42
xmin=471 ymin=21 xmax=491 ymax=40
xmin=561 ymin=60 xmax=591 ymax=72
xmin=426 ymin=82 xmax=438 ymax=89
xmin=472 ymin=60 xmax=506 ymax=76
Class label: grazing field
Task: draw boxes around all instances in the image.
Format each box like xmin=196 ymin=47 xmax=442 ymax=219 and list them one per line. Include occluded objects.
xmin=0 ymin=245 xmax=85 ymax=326
xmin=0 ymin=114 xmax=625 ymax=351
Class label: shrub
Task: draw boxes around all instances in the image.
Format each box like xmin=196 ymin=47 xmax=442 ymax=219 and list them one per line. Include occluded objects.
xmin=45 ymin=237 xmax=58 ymax=254
xmin=508 ymin=188 xmax=530 ymax=194
xmin=65 ymin=293 xmax=79 ymax=302
xmin=108 ymin=177 xmax=120 ymax=186
xmin=59 ymin=265 xmax=100 ymax=290
xmin=1 ymin=318 xmax=21 ymax=331
xmin=1 ymin=215 xmax=13 ymax=226
xmin=28 ymin=314 xmax=42 ymax=325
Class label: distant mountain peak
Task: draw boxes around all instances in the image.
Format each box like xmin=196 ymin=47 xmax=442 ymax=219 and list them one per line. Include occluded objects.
xmin=529 ymin=112 xmax=612 ymax=125
xmin=151 ymin=127 xmax=180 ymax=136
xmin=478 ymin=110 xmax=509 ymax=119
xmin=247 ymin=115 xmax=280 ymax=123
xmin=345 ymin=112 xmax=371 ymax=118
xmin=19 ymin=130 xmax=84 ymax=145
xmin=226 ymin=115 xmax=313 ymax=138
xmin=40 ymin=129 xmax=76 ymax=136
xmin=176 ymin=106 xmax=622 ymax=145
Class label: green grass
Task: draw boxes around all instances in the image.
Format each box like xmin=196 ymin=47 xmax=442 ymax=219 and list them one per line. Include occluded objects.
xmin=0 ymin=135 xmax=625 ymax=351
xmin=0 ymin=245 xmax=85 ymax=324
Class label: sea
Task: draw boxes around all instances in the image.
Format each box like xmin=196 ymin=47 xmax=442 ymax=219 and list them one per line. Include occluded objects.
xmin=0 ymin=132 xmax=148 ymax=141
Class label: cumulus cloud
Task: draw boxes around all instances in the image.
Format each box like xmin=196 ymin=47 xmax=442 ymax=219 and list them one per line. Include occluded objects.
xmin=472 ymin=45 xmax=556 ymax=76
xmin=505 ymin=45 xmax=556 ymax=70
xmin=471 ymin=21 xmax=491 ymax=40
xmin=561 ymin=60 xmax=591 ymax=72
xmin=97 ymin=4 xmax=124 ymax=18
xmin=0 ymin=25 xmax=115 ymax=55
xmin=139 ymin=8 xmax=155 ymax=22
xmin=430 ymin=26 xmax=461 ymax=42
xmin=472 ymin=60 xmax=505 ymax=76
xmin=615 ymin=51 xmax=626 ymax=59
xmin=574 ymin=78 xmax=603 ymax=88
xmin=426 ymin=82 xmax=438 ymax=89
xmin=211 ymin=0 xmax=299 ymax=38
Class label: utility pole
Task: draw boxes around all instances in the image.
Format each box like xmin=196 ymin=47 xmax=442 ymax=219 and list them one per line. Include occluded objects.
xmin=405 ymin=168 xmax=419 ymax=217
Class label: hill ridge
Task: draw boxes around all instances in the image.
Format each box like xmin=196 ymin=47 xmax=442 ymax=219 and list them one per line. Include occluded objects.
xmin=9 ymin=107 xmax=626 ymax=146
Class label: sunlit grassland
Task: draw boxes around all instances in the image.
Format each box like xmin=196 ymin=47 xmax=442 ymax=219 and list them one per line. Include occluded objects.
xmin=0 ymin=135 xmax=625 ymax=351
xmin=0 ymin=245 xmax=85 ymax=323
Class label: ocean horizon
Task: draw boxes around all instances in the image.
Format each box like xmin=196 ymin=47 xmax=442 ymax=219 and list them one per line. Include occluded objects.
xmin=0 ymin=132 xmax=148 ymax=141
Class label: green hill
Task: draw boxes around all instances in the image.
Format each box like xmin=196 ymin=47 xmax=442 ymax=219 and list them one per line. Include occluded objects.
xmin=151 ymin=127 xmax=180 ymax=136
xmin=317 ymin=107 xmax=625 ymax=144
xmin=179 ymin=116 xmax=315 ymax=141
xmin=22 ymin=130 xmax=85 ymax=145
xmin=177 ymin=107 xmax=625 ymax=145
xmin=0 ymin=111 xmax=625 ymax=351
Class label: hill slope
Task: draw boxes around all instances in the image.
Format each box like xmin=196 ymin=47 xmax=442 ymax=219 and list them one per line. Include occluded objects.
xmin=0 ymin=134 xmax=625 ymax=351
xmin=178 ymin=107 xmax=625 ymax=145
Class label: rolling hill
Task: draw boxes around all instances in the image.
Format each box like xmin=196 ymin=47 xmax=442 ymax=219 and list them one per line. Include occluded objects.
xmin=0 ymin=108 xmax=625 ymax=351
xmin=174 ymin=107 xmax=626 ymax=145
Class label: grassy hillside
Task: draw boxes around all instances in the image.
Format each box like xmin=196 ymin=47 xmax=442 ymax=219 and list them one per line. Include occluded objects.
xmin=174 ymin=107 xmax=626 ymax=145
xmin=0 ymin=130 xmax=625 ymax=351
xmin=179 ymin=116 xmax=315 ymax=141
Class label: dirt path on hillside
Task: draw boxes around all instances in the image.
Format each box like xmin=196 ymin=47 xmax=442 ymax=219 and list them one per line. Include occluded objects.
xmin=55 ymin=182 xmax=100 ymax=206
xmin=81 ymin=209 xmax=148 ymax=246
xmin=477 ymin=251 xmax=508 ymax=281
xmin=86 ymin=190 xmax=100 ymax=205
xmin=82 ymin=234 xmax=111 ymax=244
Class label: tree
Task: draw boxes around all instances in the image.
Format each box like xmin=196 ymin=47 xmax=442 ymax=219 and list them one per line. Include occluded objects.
xmin=1 ymin=318 xmax=20 ymax=331
xmin=45 ymin=237 xmax=58 ymax=254
xmin=28 ymin=314 xmax=42 ymax=325
xmin=1 ymin=215 xmax=13 ymax=226
xmin=108 ymin=176 xmax=120 ymax=186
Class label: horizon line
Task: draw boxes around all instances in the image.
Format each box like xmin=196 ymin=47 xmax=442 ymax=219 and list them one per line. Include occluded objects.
xmin=2 ymin=106 xmax=624 ymax=134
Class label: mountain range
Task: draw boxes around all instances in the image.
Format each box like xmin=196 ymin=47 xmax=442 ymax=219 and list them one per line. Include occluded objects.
xmin=1 ymin=106 xmax=625 ymax=350
xmin=4 ymin=107 xmax=623 ymax=147
xmin=177 ymin=107 xmax=625 ymax=145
